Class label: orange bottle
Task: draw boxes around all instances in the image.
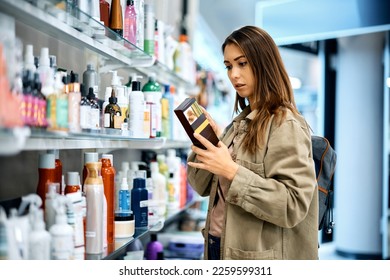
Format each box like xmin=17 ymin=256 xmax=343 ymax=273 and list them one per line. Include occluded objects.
xmin=47 ymin=149 xmax=62 ymax=194
xmin=100 ymin=155 xmax=116 ymax=247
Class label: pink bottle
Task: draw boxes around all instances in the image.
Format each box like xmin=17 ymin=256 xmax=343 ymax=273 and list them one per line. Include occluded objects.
xmin=123 ymin=0 xmax=137 ymax=48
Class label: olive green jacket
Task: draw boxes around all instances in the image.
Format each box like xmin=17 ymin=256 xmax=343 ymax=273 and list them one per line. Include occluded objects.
xmin=187 ymin=106 xmax=318 ymax=260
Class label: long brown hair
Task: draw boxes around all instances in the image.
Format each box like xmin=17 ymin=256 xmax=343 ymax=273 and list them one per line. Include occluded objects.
xmin=222 ymin=26 xmax=299 ymax=154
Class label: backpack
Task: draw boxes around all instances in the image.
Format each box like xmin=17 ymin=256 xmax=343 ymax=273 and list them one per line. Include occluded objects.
xmin=311 ymin=135 xmax=337 ymax=234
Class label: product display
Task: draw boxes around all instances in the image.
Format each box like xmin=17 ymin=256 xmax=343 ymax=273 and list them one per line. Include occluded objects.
xmin=0 ymin=0 xmax=202 ymax=261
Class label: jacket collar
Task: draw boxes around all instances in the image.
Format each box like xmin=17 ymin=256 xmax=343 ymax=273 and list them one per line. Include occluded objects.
xmin=233 ymin=105 xmax=257 ymax=123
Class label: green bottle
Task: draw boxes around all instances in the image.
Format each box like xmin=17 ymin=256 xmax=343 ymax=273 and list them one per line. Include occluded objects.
xmin=142 ymin=73 xmax=162 ymax=137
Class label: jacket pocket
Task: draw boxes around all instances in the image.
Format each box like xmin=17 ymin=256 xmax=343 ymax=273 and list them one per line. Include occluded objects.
xmin=225 ymin=247 xmax=280 ymax=260
xmin=236 ymin=159 xmax=265 ymax=177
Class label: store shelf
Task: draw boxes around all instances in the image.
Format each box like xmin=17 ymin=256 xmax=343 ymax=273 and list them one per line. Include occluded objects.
xmin=0 ymin=0 xmax=196 ymax=91
xmin=102 ymin=200 xmax=198 ymax=260
xmin=0 ymin=128 xmax=167 ymax=154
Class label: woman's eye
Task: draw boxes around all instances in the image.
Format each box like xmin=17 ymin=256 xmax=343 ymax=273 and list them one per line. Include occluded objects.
xmin=225 ymin=65 xmax=232 ymax=70
xmin=239 ymin=61 xmax=247 ymax=67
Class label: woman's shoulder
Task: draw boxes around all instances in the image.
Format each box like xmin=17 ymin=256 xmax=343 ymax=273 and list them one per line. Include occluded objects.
xmin=272 ymin=108 xmax=311 ymax=134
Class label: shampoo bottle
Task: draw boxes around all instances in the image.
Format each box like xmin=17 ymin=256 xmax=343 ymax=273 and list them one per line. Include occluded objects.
xmin=100 ymin=155 xmax=116 ymax=246
xmin=49 ymin=202 xmax=74 ymax=260
xmin=82 ymin=152 xmax=99 ymax=192
xmin=28 ymin=206 xmax=51 ymax=260
xmin=131 ymin=177 xmax=148 ymax=230
xmin=36 ymin=153 xmax=57 ymax=209
xmin=142 ymin=73 xmax=161 ymax=137
xmin=128 ymin=74 xmax=145 ymax=138
xmin=145 ymin=233 xmax=163 ymax=260
xmin=84 ymin=161 xmax=104 ymax=255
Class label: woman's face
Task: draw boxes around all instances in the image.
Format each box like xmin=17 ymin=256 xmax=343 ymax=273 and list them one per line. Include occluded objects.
xmin=223 ymin=43 xmax=255 ymax=105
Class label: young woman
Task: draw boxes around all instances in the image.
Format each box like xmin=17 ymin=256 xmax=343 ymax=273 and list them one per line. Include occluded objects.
xmin=186 ymin=26 xmax=318 ymax=260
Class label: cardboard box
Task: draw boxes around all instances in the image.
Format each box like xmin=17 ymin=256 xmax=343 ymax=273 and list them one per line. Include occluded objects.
xmin=174 ymin=98 xmax=219 ymax=149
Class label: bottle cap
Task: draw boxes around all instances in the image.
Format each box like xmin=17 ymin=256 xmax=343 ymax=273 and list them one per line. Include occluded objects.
xmin=121 ymin=177 xmax=129 ymax=190
xmin=101 ymin=154 xmax=114 ymax=165
xmin=66 ymin=172 xmax=79 ymax=186
xmin=39 ymin=47 xmax=50 ymax=67
xmin=47 ymin=149 xmax=60 ymax=159
xmin=39 ymin=153 xmax=55 ymax=169
xmin=84 ymin=152 xmax=98 ymax=164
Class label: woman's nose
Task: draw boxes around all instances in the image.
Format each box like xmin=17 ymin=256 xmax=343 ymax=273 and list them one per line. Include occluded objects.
xmin=230 ymin=67 xmax=240 ymax=79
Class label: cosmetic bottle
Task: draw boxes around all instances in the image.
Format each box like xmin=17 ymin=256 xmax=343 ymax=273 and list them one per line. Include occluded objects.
xmin=84 ymin=162 xmax=104 ymax=255
xmin=36 ymin=153 xmax=57 ymax=209
xmin=64 ymin=171 xmax=81 ymax=195
xmin=68 ymin=71 xmax=81 ymax=132
xmin=109 ymin=0 xmax=123 ymax=37
xmin=100 ymin=155 xmax=115 ymax=246
xmin=44 ymin=182 xmax=59 ymax=231
xmin=28 ymin=205 xmax=51 ymax=260
xmin=49 ymin=202 xmax=74 ymax=260
xmin=124 ymin=0 xmax=137 ymax=47
xmin=47 ymin=149 xmax=63 ymax=192
xmin=118 ymin=177 xmax=130 ymax=212
xmin=145 ymin=233 xmax=163 ymax=260
xmin=87 ymin=87 xmax=101 ymax=129
xmin=99 ymin=0 xmax=110 ymax=27
xmin=143 ymin=1 xmax=154 ymax=56
xmin=80 ymin=86 xmax=91 ymax=129
xmin=128 ymin=74 xmax=145 ymax=138
xmin=82 ymin=64 xmax=98 ymax=97
xmin=142 ymin=73 xmax=161 ymax=137
xmin=66 ymin=191 xmax=85 ymax=260
xmin=82 ymin=152 xmax=99 ymax=191
xmin=104 ymin=88 xmax=122 ymax=129
xmin=131 ymin=177 xmax=148 ymax=230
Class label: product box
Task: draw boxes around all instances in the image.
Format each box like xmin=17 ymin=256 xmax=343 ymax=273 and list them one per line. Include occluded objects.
xmin=174 ymin=98 xmax=219 ymax=149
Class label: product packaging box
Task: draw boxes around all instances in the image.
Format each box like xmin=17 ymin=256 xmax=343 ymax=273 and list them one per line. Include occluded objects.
xmin=174 ymin=98 xmax=219 ymax=149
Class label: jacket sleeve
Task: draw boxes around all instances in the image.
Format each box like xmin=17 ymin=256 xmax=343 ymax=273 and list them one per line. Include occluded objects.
xmin=186 ymin=151 xmax=215 ymax=197
xmin=225 ymin=119 xmax=316 ymax=228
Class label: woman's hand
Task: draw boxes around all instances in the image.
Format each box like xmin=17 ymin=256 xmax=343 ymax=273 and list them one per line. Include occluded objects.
xmin=187 ymin=133 xmax=238 ymax=181
xmin=200 ymin=107 xmax=223 ymax=137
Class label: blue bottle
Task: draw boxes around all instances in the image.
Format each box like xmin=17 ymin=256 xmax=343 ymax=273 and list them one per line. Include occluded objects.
xmin=131 ymin=177 xmax=148 ymax=230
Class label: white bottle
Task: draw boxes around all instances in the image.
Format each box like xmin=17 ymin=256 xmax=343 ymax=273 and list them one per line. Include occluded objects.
xmin=66 ymin=191 xmax=85 ymax=260
xmin=44 ymin=183 xmax=59 ymax=231
xmin=128 ymin=74 xmax=145 ymax=138
xmin=166 ymin=149 xmax=181 ymax=213
xmin=135 ymin=0 xmax=145 ymax=49
xmin=37 ymin=47 xmax=53 ymax=88
xmin=49 ymin=203 xmax=74 ymax=260
xmin=84 ymin=164 xmax=104 ymax=255
xmin=150 ymin=161 xmax=167 ymax=218
xmin=28 ymin=206 xmax=51 ymax=260
xmin=24 ymin=44 xmax=36 ymax=73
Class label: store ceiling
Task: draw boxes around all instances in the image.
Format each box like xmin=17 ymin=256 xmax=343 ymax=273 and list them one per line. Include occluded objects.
xmin=198 ymin=0 xmax=260 ymax=46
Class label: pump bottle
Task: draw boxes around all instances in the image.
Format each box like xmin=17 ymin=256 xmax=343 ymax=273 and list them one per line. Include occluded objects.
xmin=28 ymin=205 xmax=51 ymax=260
xmin=49 ymin=201 xmax=74 ymax=260
xmin=128 ymin=74 xmax=145 ymax=138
